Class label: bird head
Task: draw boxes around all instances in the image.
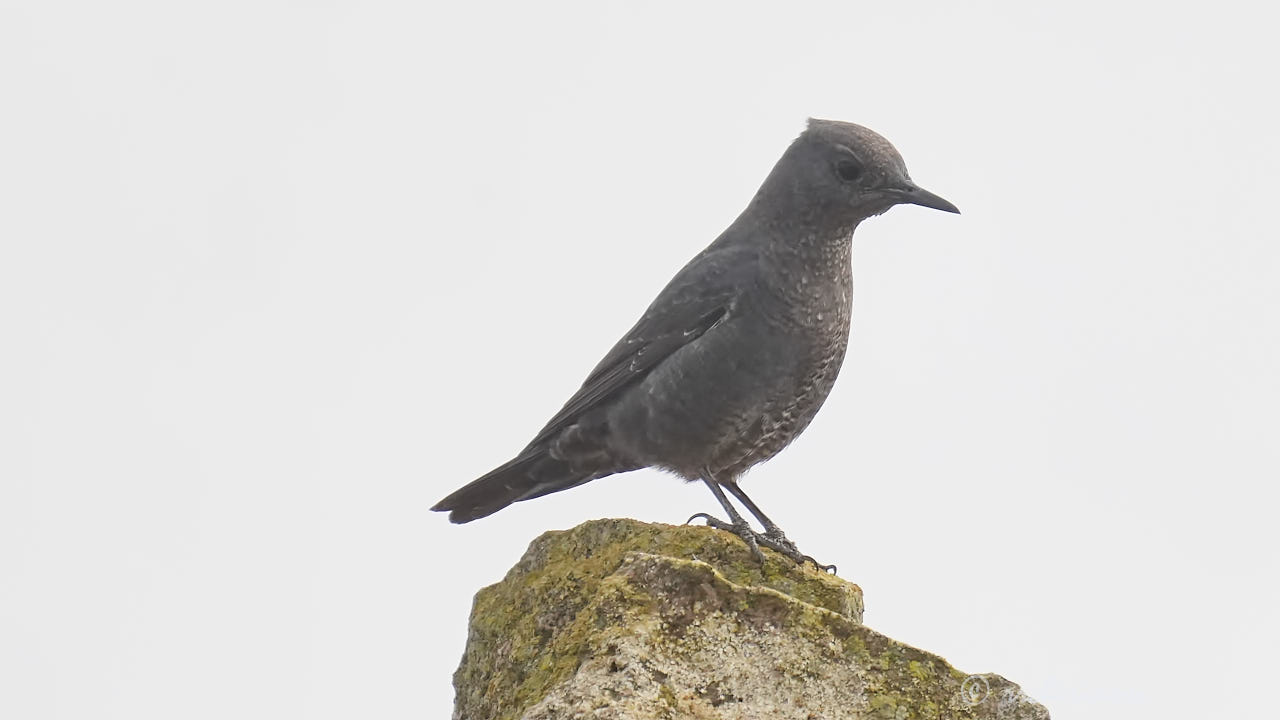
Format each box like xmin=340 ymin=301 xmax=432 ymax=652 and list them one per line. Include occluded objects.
xmin=777 ymin=118 xmax=960 ymax=221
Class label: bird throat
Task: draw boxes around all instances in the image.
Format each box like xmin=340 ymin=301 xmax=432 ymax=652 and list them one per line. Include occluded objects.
xmin=756 ymin=224 xmax=855 ymax=324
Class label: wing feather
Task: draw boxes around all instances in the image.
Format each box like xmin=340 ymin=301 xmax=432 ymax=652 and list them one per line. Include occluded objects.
xmin=522 ymin=244 xmax=751 ymax=450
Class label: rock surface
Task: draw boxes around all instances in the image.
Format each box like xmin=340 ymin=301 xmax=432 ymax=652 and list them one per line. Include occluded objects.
xmin=450 ymin=519 xmax=1048 ymax=720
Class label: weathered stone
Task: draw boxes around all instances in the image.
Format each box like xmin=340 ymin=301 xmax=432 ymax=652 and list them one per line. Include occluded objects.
xmin=450 ymin=519 xmax=1047 ymax=720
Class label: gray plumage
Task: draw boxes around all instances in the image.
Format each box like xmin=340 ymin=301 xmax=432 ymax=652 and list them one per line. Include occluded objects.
xmin=433 ymin=119 xmax=958 ymax=565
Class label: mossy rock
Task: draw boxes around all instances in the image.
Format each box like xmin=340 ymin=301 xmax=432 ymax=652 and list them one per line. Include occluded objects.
xmin=449 ymin=519 xmax=1047 ymax=720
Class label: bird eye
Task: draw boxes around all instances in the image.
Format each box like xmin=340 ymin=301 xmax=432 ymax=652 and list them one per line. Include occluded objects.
xmin=835 ymin=160 xmax=863 ymax=182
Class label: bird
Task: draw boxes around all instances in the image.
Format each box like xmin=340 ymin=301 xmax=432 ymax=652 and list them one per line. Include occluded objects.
xmin=432 ymin=119 xmax=958 ymax=568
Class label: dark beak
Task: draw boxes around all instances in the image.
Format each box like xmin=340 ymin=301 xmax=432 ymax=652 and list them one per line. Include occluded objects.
xmin=889 ymin=184 xmax=960 ymax=214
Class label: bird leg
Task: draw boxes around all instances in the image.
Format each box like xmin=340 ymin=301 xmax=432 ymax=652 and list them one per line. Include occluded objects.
xmin=688 ymin=476 xmax=765 ymax=563
xmin=722 ymin=481 xmax=791 ymax=545
xmin=687 ymin=475 xmax=836 ymax=573
xmin=722 ymin=481 xmax=837 ymax=574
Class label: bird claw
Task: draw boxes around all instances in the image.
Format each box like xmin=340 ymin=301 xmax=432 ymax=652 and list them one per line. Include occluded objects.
xmin=809 ymin=558 xmax=838 ymax=574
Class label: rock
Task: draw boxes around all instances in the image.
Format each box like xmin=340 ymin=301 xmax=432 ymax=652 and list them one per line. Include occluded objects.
xmin=450 ymin=518 xmax=1048 ymax=720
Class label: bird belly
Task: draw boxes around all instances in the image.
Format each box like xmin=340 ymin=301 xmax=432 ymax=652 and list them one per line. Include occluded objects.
xmin=718 ymin=335 xmax=848 ymax=478
xmin=605 ymin=318 xmax=847 ymax=480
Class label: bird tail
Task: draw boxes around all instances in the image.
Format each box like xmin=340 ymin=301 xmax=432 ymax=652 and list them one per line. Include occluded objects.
xmin=431 ymin=450 xmax=597 ymax=524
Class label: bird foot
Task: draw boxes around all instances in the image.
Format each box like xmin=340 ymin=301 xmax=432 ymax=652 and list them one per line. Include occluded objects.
xmin=687 ymin=513 xmax=764 ymax=563
xmin=687 ymin=513 xmax=836 ymax=573
xmin=762 ymin=527 xmax=837 ymax=574
xmin=762 ymin=526 xmax=802 ymax=555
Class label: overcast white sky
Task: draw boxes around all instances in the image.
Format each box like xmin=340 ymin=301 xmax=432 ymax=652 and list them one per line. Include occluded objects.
xmin=3 ymin=2 xmax=1277 ymax=718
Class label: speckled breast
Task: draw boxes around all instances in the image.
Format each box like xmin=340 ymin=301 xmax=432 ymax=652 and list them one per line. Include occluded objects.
xmin=713 ymin=310 xmax=852 ymax=479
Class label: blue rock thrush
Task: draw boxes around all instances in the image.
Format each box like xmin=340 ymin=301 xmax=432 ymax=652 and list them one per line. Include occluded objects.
xmin=432 ymin=119 xmax=959 ymax=568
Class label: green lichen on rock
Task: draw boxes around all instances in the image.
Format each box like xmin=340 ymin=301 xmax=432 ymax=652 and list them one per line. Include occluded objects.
xmin=449 ymin=519 xmax=1047 ymax=720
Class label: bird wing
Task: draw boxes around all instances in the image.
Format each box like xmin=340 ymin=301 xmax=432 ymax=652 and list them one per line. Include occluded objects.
xmin=523 ymin=244 xmax=750 ymax=450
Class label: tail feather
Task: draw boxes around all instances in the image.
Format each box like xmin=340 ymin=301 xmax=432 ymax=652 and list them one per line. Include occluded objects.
xmin=432 ymin=450 xmax=593 ymax=524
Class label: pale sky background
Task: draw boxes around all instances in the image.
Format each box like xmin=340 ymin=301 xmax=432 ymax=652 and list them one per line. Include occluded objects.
xmin=3 ymin=2 xmax=1277 ymax=718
